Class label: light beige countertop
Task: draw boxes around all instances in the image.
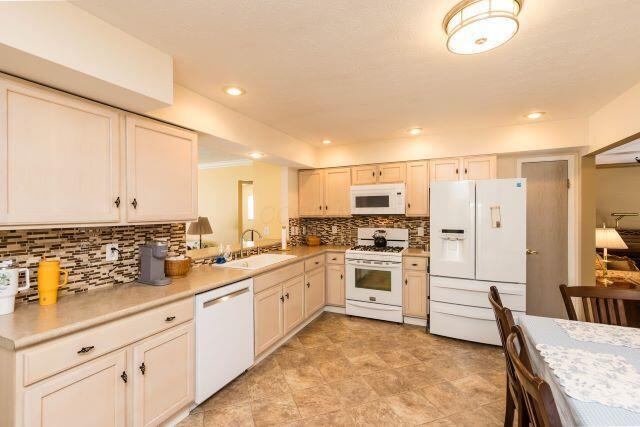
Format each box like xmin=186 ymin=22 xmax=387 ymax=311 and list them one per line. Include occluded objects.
xmin=0 ymin=245 xmax=350 ymax=351
xmin=403 ymin=248 xmax=430 ymax=258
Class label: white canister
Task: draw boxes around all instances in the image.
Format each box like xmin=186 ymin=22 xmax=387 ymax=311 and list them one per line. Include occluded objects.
xmin=0 ymin=261 xmax=30 ymax=315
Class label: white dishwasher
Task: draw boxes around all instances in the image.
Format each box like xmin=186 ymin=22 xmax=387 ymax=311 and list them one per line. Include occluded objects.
xmin=195 ymin=278 xmax=254 ymax=405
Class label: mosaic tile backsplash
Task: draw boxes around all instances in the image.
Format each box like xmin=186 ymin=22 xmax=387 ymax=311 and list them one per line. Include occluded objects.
xmin=0 ymin=224 xmax=186 ymax=304
xmin=289 ymin=216 xmax=430 ymax=248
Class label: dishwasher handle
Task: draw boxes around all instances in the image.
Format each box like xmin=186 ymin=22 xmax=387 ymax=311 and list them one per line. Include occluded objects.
xmin=202 ymin=287 xmax=250 ymax=308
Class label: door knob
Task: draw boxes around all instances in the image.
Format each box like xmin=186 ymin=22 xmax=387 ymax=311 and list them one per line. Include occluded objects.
xmin=526 ymin=249 xmax=538 ymax=255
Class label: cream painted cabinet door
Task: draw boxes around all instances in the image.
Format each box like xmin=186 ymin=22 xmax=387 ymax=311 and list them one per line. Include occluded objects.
xmin=254 ymin=285 xmax=284 ymax=355
xmin=462 ymin=155 xmax=497 ymax=180
xmin=406 ymin=161 xmax=429 ymax=216
xmin=132 ymin=322 xmax=194 ymax=427
xmin=378 ymin=163 xmax=406 ymax=183
xmin=429 ymin=158 xmax=461 ymax=182
xmin=325 ymin=264 xmax=345 ymax=307
xmin=0 ymin=79 xmax=121 ymax=226
xmin=23 ymin=350 xmax=127 ymax=427
xmin=403 ymin=271 xmax=428 ymax=318
xmin=351 ymin=165 xmax=378 ymax=185
xmin=324 ymin=167 xmax=351 ymax=216
xmin=283 ymin=275 xmax=305 ymax=334
xmin=299 ymin=170 xmax=324 ymax=217
xmin=126 ymin=116 xmax=198 ymax=223
xmin=305 ymin=267 xmax=325 ymax=316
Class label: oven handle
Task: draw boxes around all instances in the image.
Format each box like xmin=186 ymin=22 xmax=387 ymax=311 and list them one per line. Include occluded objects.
xmin=346 ymin=260 xmax=401 ymax=269
xmin=348 ymin=301 xmax=401 ymax=311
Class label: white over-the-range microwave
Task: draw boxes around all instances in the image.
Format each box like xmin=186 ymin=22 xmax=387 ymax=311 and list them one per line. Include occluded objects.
xmin=350 ymin=183 xmax=405 ymax=215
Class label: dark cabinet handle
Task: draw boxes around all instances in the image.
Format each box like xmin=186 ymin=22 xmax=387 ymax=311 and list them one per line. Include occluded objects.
xmin=340 ymin=274 xmax=343 ymax=279
xmin=408 ymin=202 xmax=411 ymax=208
xmin=404 ymin=279 xmax=408 ymax=285
xmin=318 ymin=205 xmax=322 ymax=210
xmin=332 ymin=257 xmax=337 ymax=261
xmin=379 ymin=170 xmax=382 ymax=176
xmin=412 ymin=263 xmax=418 ymax=267
xmin=131 ymin=198 xmax=138 ymax=209
xmin=114 ymin=196 xmax=121 ymax=207
xmin=121 ymin=371 xmax=128 ymax=383
xmin=325 ymin=205 xmax=328 ymax=210
xmin=306 ymin=282 xmax=310 ymax=288
xmin=285 ymin=292 xmax=290 ymax=299
xmin=77 ymin=346 xmax=95 ymax=355
xmin=280 ymin=295 xmax=285 ymax=302
xmin=165 ymin=316 xmax=176 ymax=322
xmin=371 ymin=171 xmax=375 ymax=177
xmin=139 ymin=363 xmax=146 ymax=375
xmin=465 ymin=168 xmax=468 ymax=174
xmin=455 ymin=168 xmax=459 ymax=174
xmin=315 ymin=261 xmax=320 ymax=265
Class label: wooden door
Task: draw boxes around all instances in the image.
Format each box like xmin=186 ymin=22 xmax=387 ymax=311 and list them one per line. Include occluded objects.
xmin=283 ymin=275 xmax=305 ymax=333
xmin=406 ymin=161 xmax=429 ymax=216
xmin=126 ymin=115 xmax=198 ymax=223
xmin=324 ymin=167 xmax=351 ymax=216
xmin=463 ymin=155 xmax=497 ymax=180
xmin=378 ymin=163 xmax=406 ymax=183
xmin=0 ymin=79 xmax=121 ymax=226
xmin=132 ymin=322 xmax=194 ymax=427
xmin=403 ymin=271 xmax=428 ymax=318
xmin=254 ymin=285 xmax=284 ymax=355
xmin=325 ymin=264 xmax=345 ymax=307
xmin=351 ymin=165 xmax=378 ymax=185
xmin=298 ymin=170 xmax=324 ymax=217
xmin=23 ymin=350 xmax=127 ymax=427
xmin=522 ymin=160 xmax=569 ymax=318
xmin=305 ymin=267 xmax=325 ymax=316
xmin=430 ymin=158 xmax=461 ymax=182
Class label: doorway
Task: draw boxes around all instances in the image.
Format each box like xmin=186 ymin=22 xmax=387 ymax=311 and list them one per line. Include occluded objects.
xmin=519 ymin=159 xmax=571 ymax=318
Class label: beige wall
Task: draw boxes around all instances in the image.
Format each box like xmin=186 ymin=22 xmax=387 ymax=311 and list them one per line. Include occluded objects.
xmin=580 ymin=156 xmax=597 ymax=286
xmin=589 ymin=80 xmax=640 ymax=154
xmin=195 ymin=161 xmax=283 ymax=246
xmin=596 ymin=165 xmax=640 ymax=229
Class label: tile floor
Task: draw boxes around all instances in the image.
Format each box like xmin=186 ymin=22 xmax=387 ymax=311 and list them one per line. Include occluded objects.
xmin=178 ymin=312 xmax=507 ymax=426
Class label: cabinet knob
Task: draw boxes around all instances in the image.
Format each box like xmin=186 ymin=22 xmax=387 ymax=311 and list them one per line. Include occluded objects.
xmin=306 ymin=282 xmax=310 ymax=288
xmin=77 ymin=346 xmax=95 ymax=355
xmin=455 ymin=168 xmax=459 ymax=175
xmin=131 ymin=198 xmax=138 ymax=209
xmin=412 ymin=263 xmax=418 ymax=267
xmin=404 ymin=279 xmax=408 ymax=285
xmin=139 ymin=362 xmax=146 ymax=375
xmin=318 ymin=205 xmax=322 ymax=210
xmin=165 ymin=316 xmax=176 ymax=322
xmin=285 ymin=292 xmax=290 ymax=299
xmin=372 ymin=171 xmax=375 ymax=177
xmin=464 ymin=168 xmax=468 ymax=174
xmin=114 ymin=196 xmax=121 ymax=208
xmin=280 ymin=295 xmax=285 ymax=302
xmin=379 ymin=170 xmax=382 ymax=176
xmin=407 ymin=203 xmax=411 ymax=209
xmin=340 ymin=274 xmax=343 ymax=279
xmin=121 ymin=371 xmax=128 ymax=383
xmin=325 ymin=205 xmax=328 ymax=210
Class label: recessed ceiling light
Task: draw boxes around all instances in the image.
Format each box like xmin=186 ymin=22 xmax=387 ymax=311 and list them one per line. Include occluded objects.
xmin=249 ymin=152 xmax=263 ymax=159
xmin=407 ymin=127 xmax=423 ymax=136
xmin=322 ymin=139 xmax=332 ymax=145
xmin=224 ymin=86 xmax=245 ymax=96
xmin=526 ymin=111 xmax=545 ymax=119
xmin=444 ymin=0 xmax=522 ymax=55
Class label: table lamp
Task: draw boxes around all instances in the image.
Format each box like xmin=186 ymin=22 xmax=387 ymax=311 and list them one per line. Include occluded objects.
xmin=187 ymin=217 xmax=213 ymax=249
xmin=595 ymin=224 xmax=628 ymax=286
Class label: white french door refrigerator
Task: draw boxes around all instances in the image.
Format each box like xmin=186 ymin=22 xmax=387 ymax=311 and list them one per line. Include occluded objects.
xmin=430 ymin=179 xmax=526 ymax=345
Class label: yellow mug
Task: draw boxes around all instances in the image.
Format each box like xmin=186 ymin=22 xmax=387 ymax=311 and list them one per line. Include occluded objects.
xmin=37 ymin=259 xmax=68 ymax=306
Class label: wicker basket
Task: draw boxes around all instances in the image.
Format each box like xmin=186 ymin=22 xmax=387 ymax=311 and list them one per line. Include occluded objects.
xmin=306 ymin=235 xmax=321 ymax=246
xmin=165 ymin=257 xmax=192 ymax=277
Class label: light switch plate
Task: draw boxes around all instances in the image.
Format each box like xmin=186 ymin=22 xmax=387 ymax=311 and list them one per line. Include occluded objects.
xmin=106 ymin=243 xmax=119 ymax=261
xmin=417 ymin=227 xmax=424 ymax=237
xmin=331 ymin=225 xmax=337 ymax=234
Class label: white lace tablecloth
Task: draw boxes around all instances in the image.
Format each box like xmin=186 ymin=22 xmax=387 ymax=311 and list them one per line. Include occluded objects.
xmin=555 ymin=319 xmax=640 ymax=349
xmin=537 ymin=344 xmax=640 ymax=413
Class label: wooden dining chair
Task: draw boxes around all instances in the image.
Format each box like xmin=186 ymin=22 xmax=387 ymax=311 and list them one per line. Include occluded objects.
xmin=488 ymin=286 xmax=528 ymax=427
xmin=506 ymin=326 xmax=562 ymax=427
xmin=559 ymin=284 xmax=640 ymax=326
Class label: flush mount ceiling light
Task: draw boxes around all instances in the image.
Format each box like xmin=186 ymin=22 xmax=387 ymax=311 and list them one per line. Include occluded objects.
xmin=526 ymin=111 xmax=545 ymax=119
xmin=444 ymin=0 xmax=522 ymax=55
xmin=322 ymin=139 xmax=332 ymax=145
xmin=223 ymin=86 xmax=245 ymax=96
xmin=249 ymin=152 xmax=264 ymax=159
xmin=407 ymin=127 xmax=423 ymax=136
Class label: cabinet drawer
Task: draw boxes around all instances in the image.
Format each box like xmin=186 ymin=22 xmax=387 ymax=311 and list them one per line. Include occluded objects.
xmin=404 ymin=257 xmax=428 ymax=271
xmin=254 ymin=261 xmax=304 ymax=294
xmin=326 ymin=253 xmax=345 ymax=265
xmin=22 ymin=298 xmax=193 ymax=386
xmin=430 ymin=276 xmax=525 ymax=311
xmin=305 ymin=255 xmax=325 ymax=271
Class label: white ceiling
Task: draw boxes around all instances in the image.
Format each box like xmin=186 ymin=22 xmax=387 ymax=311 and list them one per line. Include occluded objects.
xmin=74 ymin=0 xmax=640 ymax=146
xmin=596 ymin=138 xmax=640 ymax=165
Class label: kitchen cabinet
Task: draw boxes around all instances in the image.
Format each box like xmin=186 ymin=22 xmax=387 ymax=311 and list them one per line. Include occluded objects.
xmin=405 ymin=161 xmax=429 ymax=216
xmin=299 ymin=169 xmax=324 ymax=217
xmin=23 ymin=350 xmax=127 ymax=427
xmin=403 ymin=257 xmax=429 ymax=319
xmin=430 ymin=157 xmax=461 ymax=182
xmin=462 ymin=155 xmax=497 ymax=180
xmin=305 ymin=267 xmax=326 ymax=316
xmin=324 ymin=167 xmax=351 ymax=216
xmin=325 ymin=264 xmax=345 ymax=307
xmin=378 ymin=162 xmax=406 ymax=183
xmin=0 ymin=78 xmax=121 ymax=226
xmin=254 ymin=285 xmax=285 ymax=355
xmin=283 ymin=275 xmax=306 ymax=333
xmin=131 ymin=321 xmax=194 ymax=427
xmin=126 ymin=115 xmax=198 ymax=223
xmin=351 ymin=165 xmax=378 ymax=185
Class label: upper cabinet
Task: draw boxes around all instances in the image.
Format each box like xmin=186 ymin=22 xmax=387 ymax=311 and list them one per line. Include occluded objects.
xmin=299 ymin=168 xmax=350 ymax=217
xmin=430 ymin=157 xmax=461 ymax=182
xmin=299 ymin=169 xmax=324 ymax=217
xmin=0 ymin=79 xmax=121 ymax=226
xmin=430 ymin=155 xmax=496 ymax=182
xmin=125 ymin=116 xmax=198 ymax=223
xmin=351 ymin=165 xmax=378 ymax=185
xmin=351 ymin=163 xmax=406 ymax=185
xmin=405 ymin=161 xmax=429 ymax=216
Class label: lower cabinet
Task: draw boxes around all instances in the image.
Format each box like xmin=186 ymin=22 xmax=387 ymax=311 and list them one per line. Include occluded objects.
xmin=254 ymin=285 xmax=285 ymax=355
xmin=131 ymin=322 xmax=194 ymax=427
xmin=23 ymin=350 xmax=127 ymax=427
xmin=326 ymin=264 xmax=345 ymax=307
xmin=403 ymin=271 xmax=428 ymax=318
xmin=305 ymin=267 xmax=325 ymax=315
xmin=283 ymin=275 xmax=305 ymax=333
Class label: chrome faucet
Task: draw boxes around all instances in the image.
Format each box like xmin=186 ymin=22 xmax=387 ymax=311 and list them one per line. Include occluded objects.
xmin=240 ymin=229 xmax=262 ymax=258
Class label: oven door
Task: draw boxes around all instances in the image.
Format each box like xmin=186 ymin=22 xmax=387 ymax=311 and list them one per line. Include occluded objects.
xmin=350 ymin=185 xmax=405 ymax=215
xmin=346 ymin=259 xmax=402 ymax=306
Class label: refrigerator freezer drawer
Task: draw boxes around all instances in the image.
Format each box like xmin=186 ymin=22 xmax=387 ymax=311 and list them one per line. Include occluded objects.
xmin=430 ymin=301 xmax=524 ymax=346
xmin=430 ymin=276 xmax=525 ymax=312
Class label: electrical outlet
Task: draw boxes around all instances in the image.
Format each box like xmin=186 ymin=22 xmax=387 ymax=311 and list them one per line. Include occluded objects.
xmin=302 ymin=226 xmax=307 ymax=235
xmin=331 ymin=225 xmax=337 ymax=234
xmin=263 ymin=226 xmax=269 ymax=236
xmin=106 ymin=243 xmax=119 ymax=261
xmin=417 ymin=227 xmax=424 ymax=237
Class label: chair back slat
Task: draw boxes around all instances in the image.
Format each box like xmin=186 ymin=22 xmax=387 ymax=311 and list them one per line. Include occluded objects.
xmin=559 ymin=284 xmax=640 ymax=326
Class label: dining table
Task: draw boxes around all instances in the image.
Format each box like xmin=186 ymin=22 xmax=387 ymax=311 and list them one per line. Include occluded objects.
xmin=517 ymin=314 xmax=640 ymax=426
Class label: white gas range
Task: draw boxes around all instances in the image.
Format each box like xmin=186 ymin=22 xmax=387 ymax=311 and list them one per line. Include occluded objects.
xmin=345 ymin=228 xmax=409 ymax=323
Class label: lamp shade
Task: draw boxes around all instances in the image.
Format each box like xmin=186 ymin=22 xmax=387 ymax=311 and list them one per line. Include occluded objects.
xmin=595 ymin=227 xmax=628 ymax=250
xmin=187 ymin=217 xmax=213 ymax=236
